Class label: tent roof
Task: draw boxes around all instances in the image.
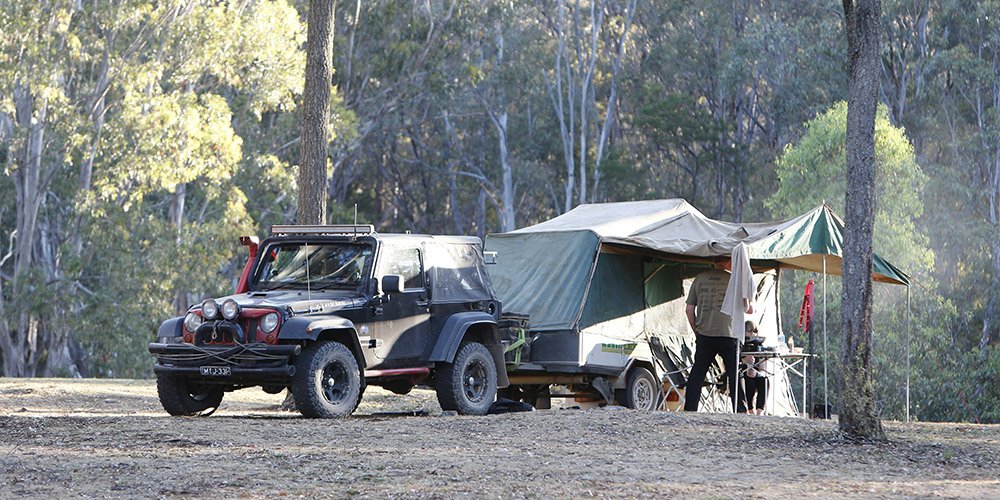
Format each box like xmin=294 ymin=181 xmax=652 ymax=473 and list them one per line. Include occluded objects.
xmin=508 ymin=199 xmax=909 ymax=285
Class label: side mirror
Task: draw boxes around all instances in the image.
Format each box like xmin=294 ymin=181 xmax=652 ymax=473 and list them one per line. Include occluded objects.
xmin=380 ymin=274 xmax=404 ymax=294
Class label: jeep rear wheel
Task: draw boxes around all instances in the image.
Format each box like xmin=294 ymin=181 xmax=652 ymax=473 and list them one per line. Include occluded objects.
xmin=292 ymin=341 xmax=361 ymax=418
xmin=436 ymin=341 xmax=497 ymax=415
xmin=156 ymin=373 xmax=224 ymax=416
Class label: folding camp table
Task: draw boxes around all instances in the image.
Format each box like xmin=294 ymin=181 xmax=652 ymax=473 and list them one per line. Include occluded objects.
xmin=739 ymin=351 xmax=813 ymax=417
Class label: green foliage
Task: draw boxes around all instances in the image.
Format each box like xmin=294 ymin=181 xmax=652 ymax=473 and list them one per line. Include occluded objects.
xmin=769 ymin=101 xmax=932 ymax=275
xmin=0 ymin=0 xmax=997 ymax=423
xmin=98 ymin=91 xmax=243 ymax=208
xmin=0 ymin=0 xmax=322 ymax=376
xmin=75 ymin=200 xmax=252 ymax=377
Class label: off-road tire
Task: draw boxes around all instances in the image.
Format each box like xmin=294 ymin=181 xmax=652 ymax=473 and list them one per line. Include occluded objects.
xmin=436 ymin=341 xmax=497 ymax=415
xmin=292 ymin=341 xmax=361 ymax=418
xmin=156 ymin=373 xmax=224 ymax=416
xmin=624 ymin=366 xmax=658 ymax=411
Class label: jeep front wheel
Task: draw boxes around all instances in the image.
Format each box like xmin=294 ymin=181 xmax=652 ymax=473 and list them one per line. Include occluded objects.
xmin=436 ymin=341 xmax=497 ymax=415
xmin=292 ymin=341 xmax=361 ymax=418
xmin=156 ymin=373 xmax=224 ymax=416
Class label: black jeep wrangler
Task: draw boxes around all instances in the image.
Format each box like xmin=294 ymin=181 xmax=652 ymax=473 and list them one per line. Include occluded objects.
xmin=148 ymin=225 xmax=508 ymax=418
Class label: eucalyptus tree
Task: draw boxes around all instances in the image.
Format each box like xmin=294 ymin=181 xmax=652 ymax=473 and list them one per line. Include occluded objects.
xmin=0 ymin=0 xmax=307 ymax=377
xmin=942 ymin=1 xmax=1000 ymax=359
xmin=841 ymin=0 xmax=884 ymax=439
xmin=539 ymin=0 xmax=638 ymax=211
xmin=767 ymin=102 xmax=938 ymax=421
xmin=625 ymin=0 xmax=844 ymax=221
xmin=298 ymin=0 xmax=336 ymax=225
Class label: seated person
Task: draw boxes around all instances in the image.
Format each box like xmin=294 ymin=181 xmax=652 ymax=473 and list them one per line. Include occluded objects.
xmin=739 ymin=320 xmax=768 ymax=415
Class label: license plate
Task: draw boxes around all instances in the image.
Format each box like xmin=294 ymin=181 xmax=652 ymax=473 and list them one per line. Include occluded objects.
xmin=200 ymin=366 xmax=231 ymax=376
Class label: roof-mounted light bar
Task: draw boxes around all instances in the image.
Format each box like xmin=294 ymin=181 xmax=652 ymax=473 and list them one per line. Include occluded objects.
xmin=270 ymin=224 xmax=376 ymax=236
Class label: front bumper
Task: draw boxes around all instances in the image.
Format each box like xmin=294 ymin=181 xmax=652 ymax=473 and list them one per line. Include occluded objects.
xmin=148 ymin=342 xmax=301 ymax=381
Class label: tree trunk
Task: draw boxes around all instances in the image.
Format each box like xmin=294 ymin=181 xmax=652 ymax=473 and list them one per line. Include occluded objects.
xmin=981 ymin=237 xmax=1000 ymax=355
xmin=13 ymin=87 xmax=46 ymax=278
xmin=979 ymin=140 xmax=1000 ymax=357
xmin=576 ymin=0 xmax=604 ymax=206
xmin=492 ymin=112 xmax=515 ymax=232
xmin=839 ymin=0 xmax=884 ymax=440
xmin=284 ymin=0 xmax=337 ymax=411
xmin=297 ymin=0 xmax=337 ymax=226
xmin=441 ymin=110 xmax=466 ymax=235
xmin=477 ymin=188 xmax=487 ymax=241
xmin=590 ymin=0 xmax=636 ymax=203
xmin=74 ymin=42 xmax=111 ymax=258
xmin=1 ymin=86 xmax=48 ymax=377
xmin=547 ymin=0 xmax=576 ymax=213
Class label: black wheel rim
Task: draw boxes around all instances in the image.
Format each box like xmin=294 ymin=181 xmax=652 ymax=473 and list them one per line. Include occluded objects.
xmin=463 ymin=358 xmax=488 ymax=403
xmin=320 ymin=361 xmax=350 ymax=405
xmin=632 ymin=377 xmax=654 ymax=410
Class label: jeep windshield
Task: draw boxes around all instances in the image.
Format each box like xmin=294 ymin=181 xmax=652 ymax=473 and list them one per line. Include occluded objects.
xmin=254 ymin=242 xmax=373 ymax=291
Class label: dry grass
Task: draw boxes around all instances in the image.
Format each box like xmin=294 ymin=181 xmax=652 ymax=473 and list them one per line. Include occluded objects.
xmin=1 ymin=378 xmax=998 ymax=498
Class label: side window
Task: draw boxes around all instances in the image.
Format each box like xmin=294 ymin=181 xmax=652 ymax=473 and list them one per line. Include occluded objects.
xmin=381 ymin=247 xmax=424 ymax=290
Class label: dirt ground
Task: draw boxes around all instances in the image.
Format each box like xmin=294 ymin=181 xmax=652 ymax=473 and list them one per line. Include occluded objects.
xmin=1 ymin=378 xmax=998 ymax=499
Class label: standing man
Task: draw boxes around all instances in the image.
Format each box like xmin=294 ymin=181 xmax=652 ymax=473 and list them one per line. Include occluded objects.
xmin=684 ymin=257 xmax=753 ymax=411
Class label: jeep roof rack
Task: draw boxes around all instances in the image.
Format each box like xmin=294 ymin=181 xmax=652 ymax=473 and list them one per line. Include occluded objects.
xmin=270 ymin=224 xmax=376 ymax=236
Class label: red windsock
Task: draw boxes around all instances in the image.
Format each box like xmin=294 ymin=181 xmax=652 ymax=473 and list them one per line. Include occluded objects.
xmin=798 ymin=279 xmax=815 ymax=332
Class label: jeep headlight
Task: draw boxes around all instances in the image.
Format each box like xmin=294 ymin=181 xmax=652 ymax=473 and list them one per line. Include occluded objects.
xmin=221 ymin=299 xmax=240 ymax=320
xmin=183 ymin=313 xmax=202 ymax=333
xmin=261 ymin=312 xmax=279 ymax=333
xmin=201 ymin=299 xmax=219 ymax=320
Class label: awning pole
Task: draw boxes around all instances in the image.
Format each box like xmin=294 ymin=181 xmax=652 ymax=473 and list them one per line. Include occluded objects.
xmin=906 ymin=285 xmax=911 ymax=422
xmin=823 ymin=254 xmax=829 ymax=417
xmin=735 ymin=335 xmax=741 ymax=414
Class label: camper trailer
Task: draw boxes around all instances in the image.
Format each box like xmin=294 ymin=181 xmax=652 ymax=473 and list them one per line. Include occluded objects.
xmin=486 ymin=199 xmax=908 ymax=414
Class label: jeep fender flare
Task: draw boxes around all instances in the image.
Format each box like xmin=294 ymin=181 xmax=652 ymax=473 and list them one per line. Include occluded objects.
xmin=429 ymin=312 xmax=509 ymax=388
xmin=279 ymin=316 xmax=366 ymax=382
xmin=157 ymin=317 xmax=184 ymax=342
xmin=279 ymin=316 xmax=358 ymax=341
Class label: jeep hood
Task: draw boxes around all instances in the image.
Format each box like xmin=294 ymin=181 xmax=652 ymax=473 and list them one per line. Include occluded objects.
xmin=202 ymin=290 xmax=368 ymax=316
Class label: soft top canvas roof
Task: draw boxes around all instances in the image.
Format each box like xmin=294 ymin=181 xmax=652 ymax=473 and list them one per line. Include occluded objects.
xmin=377 ymin=234 xmax=497 ymax=304
xmin=505 ymin=199 xmax=908 ymax=285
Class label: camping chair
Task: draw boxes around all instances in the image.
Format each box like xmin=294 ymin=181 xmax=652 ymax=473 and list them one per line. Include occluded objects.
xmin=660 ymin=367 xmax=687 ymax=411
xmin=648 ymin=336 xmax=683 ymax=411
xmin=699 ymin=363 xmax=734 ymax=413
xmin=648 ymin=335 xmax=722 ymax=412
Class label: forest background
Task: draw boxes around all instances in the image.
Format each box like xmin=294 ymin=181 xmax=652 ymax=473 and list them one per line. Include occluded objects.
xmin=1 ymin=0 xmax=998 ymax=423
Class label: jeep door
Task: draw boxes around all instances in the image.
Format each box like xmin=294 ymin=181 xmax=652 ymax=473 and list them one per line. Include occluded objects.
xmin=371 ymin=246 xmax=431 ymax=363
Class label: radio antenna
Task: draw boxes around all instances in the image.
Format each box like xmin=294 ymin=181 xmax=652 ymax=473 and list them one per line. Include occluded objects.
xmin=304 ymin=243 xmax=312 ymax=303
xmin=354 ymin=203 xmax=358 ymax=237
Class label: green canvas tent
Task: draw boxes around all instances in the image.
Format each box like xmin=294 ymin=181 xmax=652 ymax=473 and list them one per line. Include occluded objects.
xmin=485 ymin=199 xmax=908 ymax=415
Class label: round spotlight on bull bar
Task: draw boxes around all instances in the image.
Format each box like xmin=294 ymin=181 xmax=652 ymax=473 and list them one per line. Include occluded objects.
xmin=201 ymin=299 xmax=219 ymax=320
xmin=221 ymin=299 xmax=240 ymax=320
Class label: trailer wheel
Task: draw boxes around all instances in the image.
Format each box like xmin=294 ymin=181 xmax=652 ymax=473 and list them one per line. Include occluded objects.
xmin=624 ymin=366 xmax=658 ymax=411
xmin=436 ymin=341 xmax=497 ymax=415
